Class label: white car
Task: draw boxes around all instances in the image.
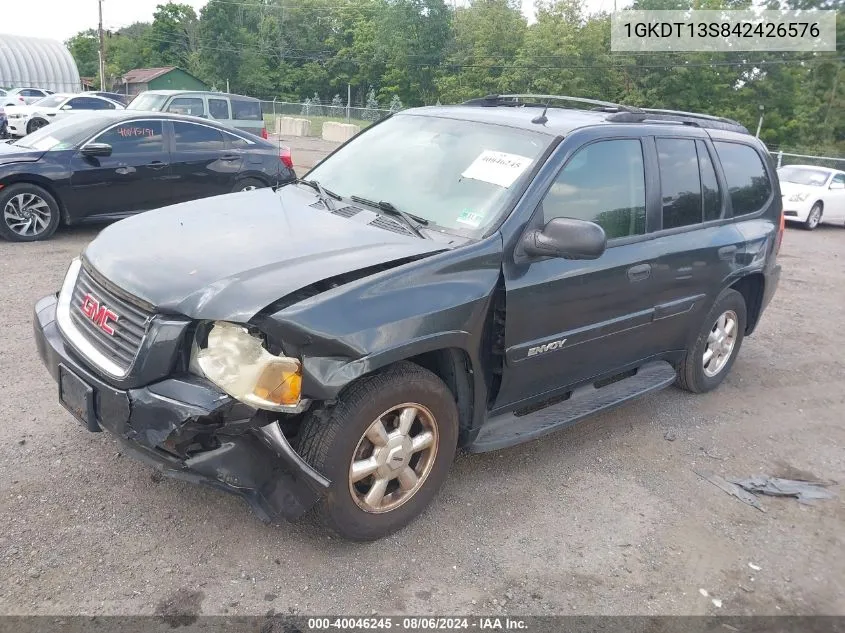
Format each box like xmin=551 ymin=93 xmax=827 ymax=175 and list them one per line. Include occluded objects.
xmin=778 ymin=165 xmax=845 ymax=230
xmin=1 ymin=87 xmax=53 ymax=107
xmin=5 ymin=93 xmax=125 ymax=137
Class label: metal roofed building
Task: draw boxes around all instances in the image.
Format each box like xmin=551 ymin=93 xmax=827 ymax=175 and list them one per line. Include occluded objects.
xmin=0 ymin=33 xmax=81 ymax=92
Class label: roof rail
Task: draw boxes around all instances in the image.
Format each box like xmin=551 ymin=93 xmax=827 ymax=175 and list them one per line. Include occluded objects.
xmin=606 ymin=110 xmax=750 ymax=134
xmin=462 ymin=94 xmax=643 ymax=114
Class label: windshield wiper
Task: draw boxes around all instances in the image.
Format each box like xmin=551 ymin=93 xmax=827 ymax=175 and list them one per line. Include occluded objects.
xmin=350 ymin=195 xmax=428 ymax=238
xmin=297 ymin=178 xmax=341 ymax=212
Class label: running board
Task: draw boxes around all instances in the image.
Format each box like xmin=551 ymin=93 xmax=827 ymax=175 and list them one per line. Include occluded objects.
xmin=467 ymin=361 xmax=677 ymax=453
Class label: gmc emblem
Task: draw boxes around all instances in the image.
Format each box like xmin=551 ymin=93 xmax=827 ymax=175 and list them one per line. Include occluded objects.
xmin=80 ymin=293 xmax=119 ymax=336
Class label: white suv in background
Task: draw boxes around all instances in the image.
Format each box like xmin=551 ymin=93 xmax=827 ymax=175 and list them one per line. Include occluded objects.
xmin=778 ymin=165 xmax=845 ymax=230
xmin=5 ymin=93 xmax=125 ymax=137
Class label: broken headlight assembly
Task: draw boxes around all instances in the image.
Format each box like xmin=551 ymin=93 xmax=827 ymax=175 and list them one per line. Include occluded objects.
xmin=190 ymin=321 xmax=307 ymax=412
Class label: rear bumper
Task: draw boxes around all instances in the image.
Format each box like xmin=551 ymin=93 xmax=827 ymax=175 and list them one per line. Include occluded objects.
xmin=34 ymin=293 xmax=329 ymax=522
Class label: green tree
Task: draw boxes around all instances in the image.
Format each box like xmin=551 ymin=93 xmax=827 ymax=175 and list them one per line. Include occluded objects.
xmin=146 ymin=3 xmax=199 ymax=70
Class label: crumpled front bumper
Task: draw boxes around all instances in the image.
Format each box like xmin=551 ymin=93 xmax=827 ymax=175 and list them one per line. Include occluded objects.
xmin=33 ymin=293 xmax=329 ymax=522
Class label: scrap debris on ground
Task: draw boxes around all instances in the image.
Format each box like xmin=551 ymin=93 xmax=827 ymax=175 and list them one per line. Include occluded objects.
xmin=695 ymin=470 xmax=836 ymax=509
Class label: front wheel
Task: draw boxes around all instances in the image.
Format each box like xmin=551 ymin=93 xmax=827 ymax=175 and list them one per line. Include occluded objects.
xmin=0 ymin=183 xmax=61 ymax=242
xmin=676 ymin=288 xmax=747 ymax=394
xmin=297 ymin=362 xmax=459 ymax=541
xmin=26 ymin=118 xmax=49 ymax=134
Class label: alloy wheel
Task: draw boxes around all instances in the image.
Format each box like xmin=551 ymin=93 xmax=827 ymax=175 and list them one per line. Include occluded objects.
xmin=348 ymin=403 xmax=439 ymax=513
xmin=703 ymin=310 xmax=738 ymax=377
xmin=808 ymin=206 xmax=821 ymax=228
xmin=3 ymin=193 xmax=52 ymax=237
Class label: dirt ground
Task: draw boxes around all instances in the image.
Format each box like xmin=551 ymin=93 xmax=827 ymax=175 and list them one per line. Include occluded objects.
xmin=0 ymin=149 xmax=843 ymax=616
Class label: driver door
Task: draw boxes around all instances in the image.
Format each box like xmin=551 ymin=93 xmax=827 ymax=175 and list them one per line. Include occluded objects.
xmin=65 ymin=119 xmax=172 ymax=220
xmin=495 ymin=135 xmax=663 ymax=411
xmin=827 ymin=173 xmax=845 ymax=221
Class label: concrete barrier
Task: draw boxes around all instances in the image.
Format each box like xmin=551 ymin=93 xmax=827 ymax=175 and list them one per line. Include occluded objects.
xmin=322 ymin=122 xmax=360 ymax=143
xmin=275 ymin=117 xmax=312 ymax=137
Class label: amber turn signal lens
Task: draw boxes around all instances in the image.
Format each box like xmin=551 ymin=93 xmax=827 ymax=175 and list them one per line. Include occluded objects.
xmin=253 ymin=362 xmax=302 ymax=406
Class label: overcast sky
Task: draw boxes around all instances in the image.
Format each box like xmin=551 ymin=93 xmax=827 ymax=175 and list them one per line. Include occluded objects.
xmin=11 ymin=0 xmax=626 ymax=43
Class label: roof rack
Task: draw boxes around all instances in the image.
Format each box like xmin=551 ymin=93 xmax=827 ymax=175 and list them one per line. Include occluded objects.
xmin=462 ymin=94 xmax=643 ymax=114
xmin=605 ymin=109 xmax=750 ymax=134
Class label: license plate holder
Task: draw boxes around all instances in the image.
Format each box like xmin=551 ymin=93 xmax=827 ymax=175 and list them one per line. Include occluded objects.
xmin=59 ymin=364 xmax=99 ymax=432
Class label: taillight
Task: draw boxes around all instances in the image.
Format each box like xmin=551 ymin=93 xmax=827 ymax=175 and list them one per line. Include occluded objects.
xmin=775 ymin=209 xmax=785 ymax=255
xmin=279 ymin=147 xmax=293 ymax=169
xmin=261 ymin=127 xmax=268 ymax=139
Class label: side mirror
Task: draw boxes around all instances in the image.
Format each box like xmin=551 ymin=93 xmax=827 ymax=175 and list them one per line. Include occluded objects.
xmin=521 ymin=217 xmax=607 ymax=260
xmin=830 ymin=181 xmax=844 ymax=190
xmin=81 ymin=143 xmax=112 ymax=157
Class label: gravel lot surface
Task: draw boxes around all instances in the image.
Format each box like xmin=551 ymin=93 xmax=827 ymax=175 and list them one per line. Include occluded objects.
xmin=0 ymin=150 xmax=843 ymax=617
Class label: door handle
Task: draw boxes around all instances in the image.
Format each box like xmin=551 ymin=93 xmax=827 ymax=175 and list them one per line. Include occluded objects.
xmin=220 ymin=155 xmax=238 ymax=161
xmin=627 ymin=263 xmax=652 ymax=282
xmin=718 ymin=245 xmax=738 ymax=261
xmin=145 ymin=161 xmax=167 ymax=171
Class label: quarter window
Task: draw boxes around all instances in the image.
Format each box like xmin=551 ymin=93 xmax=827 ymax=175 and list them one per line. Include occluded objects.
xmin=91 ymin=121 xmax=165 ymax=154
xmin=166 ymin=97 xmax=205 ymax=117
xmin=713 ymin=142 xmax=772 ymax=216
xmin=831 ymin=173 xmax=845 ymax=187
xmin=230 ymin=98 xmax=262 ymax=121
xmin=542 ymin=139 xmax=646 ymax=239
xmin=173 ymin=122 xmax=226 ymax=151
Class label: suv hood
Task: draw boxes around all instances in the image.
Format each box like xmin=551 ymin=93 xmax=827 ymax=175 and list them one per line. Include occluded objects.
xmin=83 ymin=186 xmax=446 ymax=322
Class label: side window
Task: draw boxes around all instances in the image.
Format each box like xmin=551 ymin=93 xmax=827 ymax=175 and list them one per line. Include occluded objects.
xmin=173 ymin=122 xmax=226 ymax=151
xmin=543 ymin=139 xmax=646 ymax=239
xmin=831 ymin=173 xmax=845 ymax=187
xmin=697 ymin=140 xmax=722 ymax=222
xmin=66 ymin=97 xmax=111 ymax=110
xmin=91 ymin=121 xmax=165 ymax=154
xmin=22 ymin=89 xmax=38 ymax=97
xmin=657 ymin=138 xmax=702 ymax=230
xmin=713 ymin=142 xmax=772 ymax=216
xmin=209 ymin=98 xmax=230 ymax=119
xmin=224 ymin=131 xmax=252 ymax=148
xmin=166 ymin=97 xmax=205 ymax=117
xmin=230 ymin=99 xmax=262 ymax=121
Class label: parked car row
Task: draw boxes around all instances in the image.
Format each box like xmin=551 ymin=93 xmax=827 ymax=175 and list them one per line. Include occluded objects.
xmin=0 ymin=111 xmax=295 ymax=241
xmin=5 ymin=93 xmax=126 ymax=137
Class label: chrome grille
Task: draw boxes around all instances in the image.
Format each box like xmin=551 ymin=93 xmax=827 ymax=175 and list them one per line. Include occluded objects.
xmin=68 ymin=266 xmax=152 ymax=372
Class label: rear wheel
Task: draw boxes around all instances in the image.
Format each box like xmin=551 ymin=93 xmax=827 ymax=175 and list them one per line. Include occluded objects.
xmin=0 ymin=183 xmax=61 ymax=242
xmin=676 ymin=289 xmax=747 ymax=394
xmin=232 ymin=178 xmax=267 ymax=193
xmin=803 ymin=202 xmax=822 ymax=230
xmin=298 ymin=362 xmax=459 ymax=541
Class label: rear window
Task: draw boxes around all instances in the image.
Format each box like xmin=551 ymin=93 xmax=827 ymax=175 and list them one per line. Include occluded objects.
xmin=231 ymin=99 xmax=262 ymax=121
xmin=713 ymin=142 xmax=772 ymax=216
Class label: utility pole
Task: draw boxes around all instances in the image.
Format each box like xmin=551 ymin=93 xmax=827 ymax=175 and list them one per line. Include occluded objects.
xmin=98 ymin=0 xmax=106 ymax=91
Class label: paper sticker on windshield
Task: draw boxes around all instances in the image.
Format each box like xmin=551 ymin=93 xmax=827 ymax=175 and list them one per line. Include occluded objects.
xmin=456 ymin=209 xmax=485 ymax=228
xmin=461 ymin=150 xmax=533 ymax=188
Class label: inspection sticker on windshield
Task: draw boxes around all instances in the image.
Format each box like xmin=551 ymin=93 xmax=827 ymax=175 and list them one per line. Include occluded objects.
xmin=456 ymin=209 xmax=485 ymax=228
xmin=461 ymin=150 xmax=533 ymax=188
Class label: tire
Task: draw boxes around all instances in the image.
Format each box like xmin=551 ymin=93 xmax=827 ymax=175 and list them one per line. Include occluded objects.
xmin=803 ymin=202 xmax=822 ymax=230
xmin=26 ymin=118 xmax=49 ymax=134
xmin=676 ymin=288 xmax=747 ymax=394
xmin=298 ymin=361 xmax=459 ymax=541
xmin=0 ymin=183 xmax=61 ymax=242
xmin=232 ymin=177 xmax=267 ymax=193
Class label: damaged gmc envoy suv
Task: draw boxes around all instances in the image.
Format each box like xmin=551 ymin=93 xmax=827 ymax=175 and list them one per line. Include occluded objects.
xmin=34 ymin=95 xmax=782 ymax=540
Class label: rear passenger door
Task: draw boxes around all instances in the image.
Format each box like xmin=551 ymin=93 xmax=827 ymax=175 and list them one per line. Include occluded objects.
xmin=646 ymin=136 xmax=772 ymax=354
xmin=168 ymin=120 xmax=242 ymax=202
xmin=497 ymin=134 xmax=665 ymax=409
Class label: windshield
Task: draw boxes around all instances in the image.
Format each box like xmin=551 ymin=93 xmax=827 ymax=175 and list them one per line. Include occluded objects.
xmin=30 ymin=95 xmax=67 ymax=108
xmin=128 ymin=93 xmax=169 ymax=111
xmin=778 ymin=166 xmax=830 ymax=187
xmin=14 ymin=114 xmax=106 ymax=151
xmin=305 ymin=113 xmax=552 ymax=235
